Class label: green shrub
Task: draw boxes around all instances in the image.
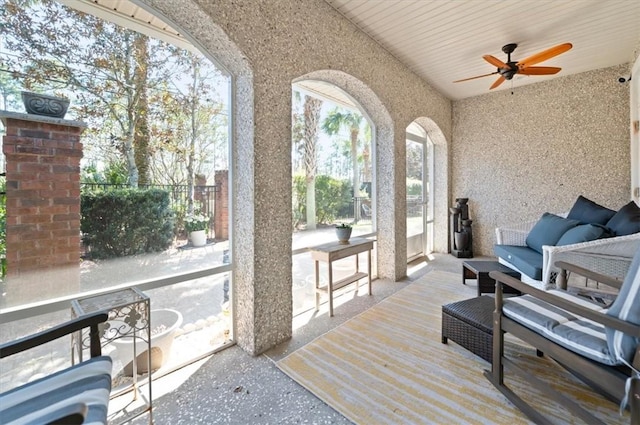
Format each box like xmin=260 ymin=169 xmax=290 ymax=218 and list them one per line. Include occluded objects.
xmin=81 ymin=189 xmax=175 ymax=259
xmin=293 ymin=174 xmax=352 ymax=225
xmin=407 ymin=179 xmax=423 ymax=197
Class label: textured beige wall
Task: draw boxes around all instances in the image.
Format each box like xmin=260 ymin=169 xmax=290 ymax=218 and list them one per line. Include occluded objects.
xmin=140 ymin=0 xmax=452 ymax=354
xmin=452 ymin=64 xmax=631 ymax=256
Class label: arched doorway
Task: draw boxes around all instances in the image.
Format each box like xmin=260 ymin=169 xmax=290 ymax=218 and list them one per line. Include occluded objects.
xmin=406 ymin=121 xmax=434 ymax=261
xmin=290 ymin=79 xmax=375 ymax=315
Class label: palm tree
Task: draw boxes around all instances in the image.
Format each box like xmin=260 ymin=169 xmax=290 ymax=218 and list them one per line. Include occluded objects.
xmin=322 ymin=108 xmax=363 ymax=200
xmin=302 ymin=95 xmax=323 ymax=229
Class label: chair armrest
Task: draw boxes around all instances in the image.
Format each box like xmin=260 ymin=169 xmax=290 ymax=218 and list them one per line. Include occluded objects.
xmin=489 ymin=271 xmax=640 ymax=338
xmin=545 ymin=232 xmax=640 ymax=257
xmin=0 ymin=311 xmax=108 ymax=359
xmin=541 ymin=232 xmax=640 ymax=286
xmin=554 ymin=260 xmax=623 ymax=290
xmin=495 ymin=221 xmax=536 ymax=245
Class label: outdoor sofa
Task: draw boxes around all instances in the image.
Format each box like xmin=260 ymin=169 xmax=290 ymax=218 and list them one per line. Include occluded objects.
xmin=495 ymin=196 xmax=640 ymax=290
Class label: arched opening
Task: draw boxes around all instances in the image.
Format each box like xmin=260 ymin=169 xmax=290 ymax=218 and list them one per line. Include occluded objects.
xmin=0 ymin=1 xmax=253 ymax=411
xmin=411 ymin=117 xmax=449 ymax=255
xmin=290 ymin=79 xmax=375 ymax=316
xmin=406 ymin=121 xmax=434 ymax=261
xmin=292 ymin=70 xmax=397 ymax=282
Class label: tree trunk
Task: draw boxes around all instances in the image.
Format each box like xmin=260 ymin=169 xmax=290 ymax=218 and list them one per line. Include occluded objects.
xmin=186 ymin=56 xmax=200 ymax=214
xmin=133 ymin=34 xmax=150 ymax=185
xmin=303 ymin=96 xmax=322 ymax=229
xmin=350 ymin=127 xmax=360 ymax=198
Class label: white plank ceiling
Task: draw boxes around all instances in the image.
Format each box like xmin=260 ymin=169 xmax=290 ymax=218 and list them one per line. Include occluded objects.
xmin=62 ymin=0 xmax=640 ymax=101
xmin=324 ymin=0 xmax=640 ymax=100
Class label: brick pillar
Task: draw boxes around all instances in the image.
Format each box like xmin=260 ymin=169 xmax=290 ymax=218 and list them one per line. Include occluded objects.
xmin=1 ymin=111 xmax=85 ymax=277
xmin=214 ymin=169 xmax=229 ymax=240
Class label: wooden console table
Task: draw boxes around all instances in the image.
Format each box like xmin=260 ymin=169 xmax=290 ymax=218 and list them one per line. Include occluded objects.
xmin=310 ymin=238 xmax=374 ymax=317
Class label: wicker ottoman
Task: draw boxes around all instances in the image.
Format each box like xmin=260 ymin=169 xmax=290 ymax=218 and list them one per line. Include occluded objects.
xmin=441 ymin=296 xmax=494 ymax=363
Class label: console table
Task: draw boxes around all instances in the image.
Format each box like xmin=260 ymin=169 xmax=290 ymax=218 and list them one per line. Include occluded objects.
xmin=310 ymin=238 xmax=374 ymax=317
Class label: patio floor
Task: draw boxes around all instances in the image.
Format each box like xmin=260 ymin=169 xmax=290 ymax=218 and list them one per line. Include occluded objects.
xmin=125 ymin=253 xmax=463 ymax=424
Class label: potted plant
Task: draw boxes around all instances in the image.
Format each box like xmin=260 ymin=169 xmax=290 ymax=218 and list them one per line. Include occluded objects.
xmin=184 ymin=212 xmax=210 ymax=247
xmin=335 ymin=223 xmax=353 ymax=244
xmin=21 ymin=91 xmax=70 ymax=118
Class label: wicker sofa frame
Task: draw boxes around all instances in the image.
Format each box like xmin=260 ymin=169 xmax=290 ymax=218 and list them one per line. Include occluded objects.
xmin=495 ymin=212 xmax=640 ymax=290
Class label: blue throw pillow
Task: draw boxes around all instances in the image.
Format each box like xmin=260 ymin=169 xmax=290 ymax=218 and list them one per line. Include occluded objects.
xmin=556 ymin=224 xmax=606 ymax=246
xmin=567 ymin=195 xmax=616 ymax=225
xmin=525 ymin=213 xmax=581 ymax=254
xmin=605 ymin=201 xmax=640 ymax=236
xmin=605 ymin=248 xmax=640 ymax=364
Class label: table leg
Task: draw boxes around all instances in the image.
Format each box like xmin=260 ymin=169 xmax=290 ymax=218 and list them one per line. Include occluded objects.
xmin=367 ymin=248 xmax=372 ymax=295
xmin=328 ymin=261 xmax=334 ymax=317
xmin=355 ymin=253 xmax=360 ymax=293
xmin=315 ymin=260 xmax=320 ymax=311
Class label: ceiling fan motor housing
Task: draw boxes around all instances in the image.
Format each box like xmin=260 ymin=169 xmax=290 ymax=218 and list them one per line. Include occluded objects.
xmin=499 ymin=43 xmax=518 ymax=79
xmin=498 ymin=63 xmax=518 ymax=80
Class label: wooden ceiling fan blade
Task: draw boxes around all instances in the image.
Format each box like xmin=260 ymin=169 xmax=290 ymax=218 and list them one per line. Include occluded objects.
xmin=453 ymin=71 xmax=498 ymax=83
xmin=518 ymin=43 xmax=572 ymax=67
xmin=483 ymin=55 xmax=507 ymax=68
xmin=489 ymin=76 xmax=505 ymax=89
xmin=518 ymin=66 xmax=561 ymax=75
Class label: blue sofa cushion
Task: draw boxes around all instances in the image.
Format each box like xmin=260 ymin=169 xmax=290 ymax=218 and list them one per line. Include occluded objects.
xmin=494 ymin=245 xmax=543 ymax=280
xmin=567 ymin=195 xmax=616 ymax=225
xmin=525 ymin=213 xmax=580 ymax=254
xmin=605 ymin=201 xmax=640 ymax=236
xmin=556 ymin=224 xmax=607 ymax=246
xmin=605 ymin=248 xmax=640 ymax=364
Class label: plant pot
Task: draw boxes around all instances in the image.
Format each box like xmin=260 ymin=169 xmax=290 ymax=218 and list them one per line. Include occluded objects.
xmin=336 ymin=227 xmax=352 ymax=244
xmin=454 ymin=231 xmax=468 ymax=251
xmin=112 ymin=309 xmax=183 ymax=376
xmin=190 ymin=230 xmax=207 ymax=247
xmin=21 ymin=91 xmax=70 ymax=118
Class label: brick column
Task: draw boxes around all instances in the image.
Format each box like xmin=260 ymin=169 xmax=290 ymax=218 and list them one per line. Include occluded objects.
xmin=1 ymin=111 xmax=85 ymax=277
xmin=214 ymin=169 xmax=229 ymax=240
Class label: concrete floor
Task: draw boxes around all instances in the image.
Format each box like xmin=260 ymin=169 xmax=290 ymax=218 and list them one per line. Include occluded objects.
xmin=128 ymin=253 xmax=467 ymax=425
xmin=125 ymin=250 xmax=612 ymax=425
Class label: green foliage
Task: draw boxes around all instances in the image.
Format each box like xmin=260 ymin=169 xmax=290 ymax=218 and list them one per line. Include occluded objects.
xmin=184 ymin=212 xmax=210 ymax=232
xmin=407 ymin=179 xmax=423 ymax=197
xmin=81 ymin=162 xmax=129 ymax=185
xmin=293 ymin=174 xmax=352 ymax=225
xmin=81 ymin=189 xmax=174 ymax=259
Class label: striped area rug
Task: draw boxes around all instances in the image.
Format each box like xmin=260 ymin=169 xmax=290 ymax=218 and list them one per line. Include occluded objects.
xmin=277 ymin=270 xmax=628 ymax=424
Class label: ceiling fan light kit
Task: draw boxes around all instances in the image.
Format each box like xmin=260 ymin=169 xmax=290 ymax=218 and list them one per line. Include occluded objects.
xmin=454 ymin=42 xmax=573 ymax=90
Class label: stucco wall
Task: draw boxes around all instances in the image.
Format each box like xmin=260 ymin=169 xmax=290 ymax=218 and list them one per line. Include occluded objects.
xmin=452 ymin=64 xmax=630 ymax=256
xmin=140 ymin=0 xmax=452 ymax=354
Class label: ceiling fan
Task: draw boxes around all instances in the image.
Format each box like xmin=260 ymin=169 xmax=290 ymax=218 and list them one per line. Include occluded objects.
xmin=453 ymin=42 xmax=573 ymax=90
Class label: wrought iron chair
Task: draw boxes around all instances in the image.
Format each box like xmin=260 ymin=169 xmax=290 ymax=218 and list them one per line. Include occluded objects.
xmin=0 ymin=312 xmax=112 ymax=425
xmin=487 ymin=249 xmax=640 ymax=424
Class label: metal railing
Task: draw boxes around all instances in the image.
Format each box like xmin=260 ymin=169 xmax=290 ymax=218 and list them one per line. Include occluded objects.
xmin=81 ymin=183 xmax=218 ymax=218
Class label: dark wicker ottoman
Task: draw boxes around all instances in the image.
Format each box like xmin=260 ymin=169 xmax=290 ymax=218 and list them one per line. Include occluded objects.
xmin=441 ymin=296 xmax=494 ymax=363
